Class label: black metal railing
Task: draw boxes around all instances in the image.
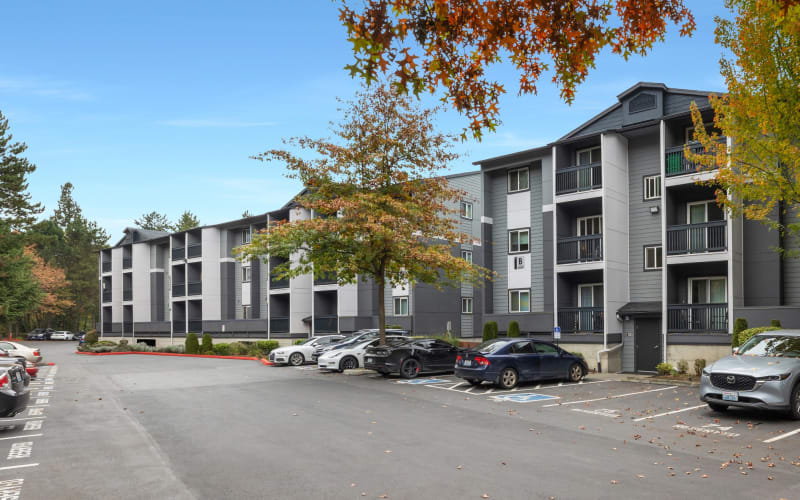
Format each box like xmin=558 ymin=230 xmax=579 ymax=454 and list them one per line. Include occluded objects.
xmin=102 ymin=291 xmax=112 ymax=303
xmin=314 ymin=316 xmax=338 ymax=333
xmin=558 ymin=307 xmax=604 ymax=333
xmin=187 ymin=244 xmax=202 ymax=258
xmin=665 ymin=139 xmax=726 ymax=177
xmin=314 ymin=272 xmax=337 ymax=286
xmin=187 ymin=281 xmax=202 ymax=296
xmin=667 ymin=304 xmax=728 ymax=333
xmin=187 ymin=320 xmax=203 ymax=333
xmin=270 ymin=276 xmax=289 ymax=289
xmin=557 ymin=234 xmax=603 ymax=264
xmin=102 ymin=323 xmax=112 ymax=333
xmin=171 ymin=247 xmax=185 ymax=261
xmin=270 ymin=317 xmax=289 ymax=333
xmin=173 ymin=320 xmax=186 ymax=334
xmin=122 ymin=257 xmax=132 ymax=269
xmin=123 ymin=289 xmax=132 ymax=301
xmin=123 ymin=321 xmax=133 ymax=334
xmin=102 ymin=261 xmax=111 ymax=273
xmin=555 ymin=162 xmax=602 ymax=195
xmin=666 ymin=220 xmax=726 ymax=255
xmin=172 ymin=282 xmax=185 ymax=297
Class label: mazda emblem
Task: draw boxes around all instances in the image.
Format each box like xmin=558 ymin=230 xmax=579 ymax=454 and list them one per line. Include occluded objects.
xmin=726 ymin=375 xmax=736 ymax=384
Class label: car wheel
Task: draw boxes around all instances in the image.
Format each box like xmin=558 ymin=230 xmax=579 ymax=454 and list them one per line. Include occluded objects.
xmin=790 ymin=383 xmax=800 ymax=420
xmin=340 ymin=356 xmax=358 ymax=372
xmin=707 ymin=402 xmax=728 ymax=412
xmin=568 ymin=363 xmax=584 ymax=383
xmin=497 ymin=368 xmax=518 ymax=389
xmin=400 ymin=358 xmax=421 ymax=379
xmin=466 ymin=378 xmax=481 ymax=386
xmin=380 ymin=371 xmax=391 ymax=377
xmin=288 ymin=352 xmax=305 ymax=366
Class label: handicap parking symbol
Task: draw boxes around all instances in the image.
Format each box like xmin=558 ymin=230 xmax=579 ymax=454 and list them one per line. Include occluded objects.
xmin=395 ymin=378 xmax=450 ymax=385
xmin=489 ymin=393 xmax=560 ymax=403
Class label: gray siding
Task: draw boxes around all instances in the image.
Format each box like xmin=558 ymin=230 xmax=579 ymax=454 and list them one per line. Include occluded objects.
xmin=259 ymin=257 xmax=269 ymax=318
xmin=622 ymin=319 xmax=635 ymax=372
xmin=490 ymin=172 xmax=508 ymax=313
xmin=569 ymin=107 xmax=623 ymax=138
xmin=530 ymin=164 xmax=544 ymax=310
xmin=234 ymin=260 xmax=243 ymax=318
xmin=447 ymin=173 xmax=482 ymax=239
xmin=627 ymin=129 xmax=663 ymax=302
xmin=784 ymin=209 xmax=800 ymax=305
xmin=664 ymin=92 xmax=710 ymax=116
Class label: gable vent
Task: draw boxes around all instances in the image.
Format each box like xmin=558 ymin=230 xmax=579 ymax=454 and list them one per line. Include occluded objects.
xmin=629 ymin=92 xmax=656 ymax=114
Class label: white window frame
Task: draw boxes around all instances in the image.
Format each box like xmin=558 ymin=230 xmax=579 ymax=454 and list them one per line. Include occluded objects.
xmin=509 ymin=289 xmax=530 ymax=313
xmin=644 ymin=245 xmax=663 ymax=270
xmin=576 ymin=215 xmax=602 ymax=236
xmin=461 ymin=297 xmax=473 ymax=314
xmin=242 ymin=228 xmax=251 ymax=244
xmin=242 ymin=305 xmax=251 ymax=319
xmin=242 ymin=266 xmax=251 ymax=283
xmin=508 ymin=229 xmax=530 ymax=253
xmin=687 ymin=200 xmax=726 ymax=224
xmin=578 ymin=283 xmax=603 ymax=308
xmin=393 ymin=296 xmax=409 ymax=316
xmin=507 ymin=167 xmax=529 ymax=193
xmin=461 ymin=250 xmax=473 ymax=264
xmin=643 ymin=175 xmax=661 ymax=200
xmin=459 ymin=201 xmax=473 ymax=220
xmin=688 ymin=276 xmax=727 ymax=304
xmin=576 ymin=146 xmax=601 ymax=166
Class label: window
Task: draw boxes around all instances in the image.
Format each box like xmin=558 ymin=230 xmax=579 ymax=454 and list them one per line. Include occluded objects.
xmin=509 ymin=290 xmax=530 ymax=313
xmin=508 ymin=167 xmax=529 ymax=192
xmin=243 ymin=305 xmax=251 ymax=319
xmin=577 ymin=216 xmax=602 ymax=236
xmin=511 ymin=341 xmax=534 ymax=354
xmin=576 ymin=146 xmax=601 ymax=166
xmin=509 ymin=229 xmax=530 ymax=253
xmin=644 ymin=245 xmax=663 ymax=270
xmin=242 ymin=229 xmax=251 ymax=244
xmin=461 ymin=297 xmax=473 ymax=314
xmin=513 ymin=256 xmax=525 ymax=270
xmin=460 ymin=201 xmax=473 ymax=219
xmin=461 ymin=250 xmax=473 ymax=264
xmin=689 ymin=277 xmax=727 ymax=304
xmin=393 ymin=297 xmax=409 ymax=316
xmin=533 ymin=342 xmax=559 ymax=356
xmin=242 ymin=266 xmax=251 ymax=283
xmin=644 ymin=175 xmax=661 ymax=200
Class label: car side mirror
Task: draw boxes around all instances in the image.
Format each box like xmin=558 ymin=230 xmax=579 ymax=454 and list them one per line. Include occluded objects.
xmin=732 ymin=347 xmax=739 ymax=355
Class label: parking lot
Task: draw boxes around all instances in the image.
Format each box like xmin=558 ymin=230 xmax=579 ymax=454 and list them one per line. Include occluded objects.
xmin=5 ymin=343 xmax=800 ymax=499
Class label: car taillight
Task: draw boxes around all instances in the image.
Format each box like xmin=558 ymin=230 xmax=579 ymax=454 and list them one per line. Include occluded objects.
xmin=456 ymin=355 xmax=462 ymax=362
xmin=0 ymin=374 xmax=8 ymax=388
xmin=33 ymin=351 xmax=39 ymax=356
xmin=475 ymin=356 xmax=490 ymax=366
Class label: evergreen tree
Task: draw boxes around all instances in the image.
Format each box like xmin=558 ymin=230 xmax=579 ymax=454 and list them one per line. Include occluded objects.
xmin=133 ymin=211 xmax=173 ymax=232
xmin=174 ymin=211 xmax=200 ymax=231
xmin=0 ymin=110 xmax=43 ymax=231
xmin=0 ymin=221 xmax=41 ymax=334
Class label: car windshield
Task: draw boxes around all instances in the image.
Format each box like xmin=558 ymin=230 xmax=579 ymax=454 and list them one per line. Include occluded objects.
xmin=476 ymin=340 xmax=508 ymax=354
xmin=738 ymin=335 xmax=800 ymax=358
xmin=296 ymin=338 xmax=316 ymax=346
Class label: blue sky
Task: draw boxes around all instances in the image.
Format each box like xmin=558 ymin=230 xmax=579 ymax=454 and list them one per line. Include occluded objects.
xmin=0 ymin=0 xmax=727 ymax=238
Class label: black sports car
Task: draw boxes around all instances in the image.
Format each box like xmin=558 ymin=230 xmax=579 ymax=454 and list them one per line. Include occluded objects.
xmin=364 ymin=338 xmax=459 ymax=378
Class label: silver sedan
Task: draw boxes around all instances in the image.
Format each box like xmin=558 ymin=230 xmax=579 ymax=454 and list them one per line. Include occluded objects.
xmin=700 ymin=330 xmax=800 ymax=418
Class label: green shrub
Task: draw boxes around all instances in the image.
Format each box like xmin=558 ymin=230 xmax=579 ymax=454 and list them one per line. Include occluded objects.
xmin=386 ymin=324 xmax=403 ymax=329
xmin=738 ymin=326 xmax=781 ymax=347
xmin=185 ymin=333 xmax=199 ymax=354
xmin=158 ymin=344 xmax=185 ymax=354
xmin=94 ymin=340 xmax=117 ymax=347
xmin=732 ymin=318 xmax=748 ymax=347
xmin=201 ymin=334 xmax=213 ymax=354
xmin=482 ymin=321 xmax=498 ymax=342
xmin=119 ymin=339 xmax=128 ymax=346
xmin=84 ymin=330 xmax=99 ymax=345
xmin=212 ymin=343 xmax=231 ymax=356
xmin=430 ymin=335 xmax=461 ymax=348
xmin=676 ymin=360 xmax=689 ymax=375
xmin=507 ymin=321 xmax=520 ymax=338
xmin=228 ymin=342 xmax=250 ymax=356
xmin=252 ymin=340 xmax=280 ymax=357
xmin=694 ymin=358 xmax=706 ymax=376
xmin=571 ymin=351 xmax=585 ymax=359
xmin=294 ymin=339 xmax=305 ymax=345
xmin=656 ymin=363 xmax=674 ymax=376
xmin=771 ymin=319 xmax=782 ymax=328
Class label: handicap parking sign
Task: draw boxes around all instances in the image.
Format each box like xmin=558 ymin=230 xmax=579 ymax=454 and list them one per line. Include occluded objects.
xmin=395 ymin=378 xmax=450 ymax=385
xmin=489 ymin=393 xmax=560 ymax=403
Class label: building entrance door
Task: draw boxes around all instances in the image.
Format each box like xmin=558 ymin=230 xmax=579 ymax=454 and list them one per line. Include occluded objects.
xmin=635 ymin=318 xmax=662 ymax=373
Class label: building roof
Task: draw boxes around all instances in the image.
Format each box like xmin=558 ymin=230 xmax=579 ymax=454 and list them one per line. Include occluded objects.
xmin=112 ymin=227 xmax=170 ymax=247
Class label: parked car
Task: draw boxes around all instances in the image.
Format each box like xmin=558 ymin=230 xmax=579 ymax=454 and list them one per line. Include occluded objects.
xmin=364 ymin=338 xmax=459 ymax=378
xmin=0 ymin=364 xmax=30 ymax=417
xmin=454 ymin=339 xmax=587 ymax=389
xmin=268 ymin=335 xmax=346 ymax=366
xmin=0 ymin=342 xmax=41 ymax=364
xmin=700 ymin=330 xmax=800 ymax=418
xmin=0 ymin=359 xmax=31 ymax=386
xmin=314 ymin=329 xmax=410 ymax=360
xmin=50 ymin=331 xmax=74 ymax=340
xmin=25 ymin=328 xmax=45 ymax=340
xmin=317 ymin=336 xmax=406 ymax=372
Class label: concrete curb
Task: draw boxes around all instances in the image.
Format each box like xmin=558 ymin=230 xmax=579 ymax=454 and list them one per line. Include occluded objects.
xmin=343 ymin=368 xmax=377 ymax=376
xmin=621 ymin=376 xmax=699 ymax=387
xmin=75 ymin=351 xmax=259 ymax=361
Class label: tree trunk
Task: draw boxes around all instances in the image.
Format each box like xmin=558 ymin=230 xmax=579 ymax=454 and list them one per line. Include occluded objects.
xmin=377 ymin=276 xmax=386 ymax=346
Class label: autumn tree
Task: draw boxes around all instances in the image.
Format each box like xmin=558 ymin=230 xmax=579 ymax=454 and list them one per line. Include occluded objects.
xmin=174 ymin=211 xmax=200 ymax=231
xmin=238 ymin=84 xmax=491 ymax=344
xmin=338 ymin=0 xmax=695 ymax=138
xmin=134 ymin=211 xmax=173 ymax=232
xmin=25 ymin=246 xmax=73 ymax=326
xmin=688 ymin=0 xmax=800 ymax=251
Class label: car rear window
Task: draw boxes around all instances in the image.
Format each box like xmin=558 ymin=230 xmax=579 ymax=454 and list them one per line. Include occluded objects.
xmin=478 ymin=340 xmax=508 ymax=354
xmin=739 ymin=335 xmax=800 ymax=357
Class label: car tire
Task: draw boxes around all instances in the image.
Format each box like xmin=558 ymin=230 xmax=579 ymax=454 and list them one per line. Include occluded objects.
xmin=568 ymin=363 xmax=584 ymax=383
xmin=380 ymin=371 xmax=391 ymax=377
xmin=400 ymin=358 xmax=421 ymax=379
xmin=497 ymin=368 xmax=518 ymax=389
xmin=288 ymin=352 xmax=305 ymax=366
xmin=790 ymin=383 xmax=800 ymax=420
xmin=707 ymin=402 xmax=728 ymax=412
xmin=466 ymin=378 xmax=481 ymax=386
xmin=339 ymin=356 xmax=358 ymax=372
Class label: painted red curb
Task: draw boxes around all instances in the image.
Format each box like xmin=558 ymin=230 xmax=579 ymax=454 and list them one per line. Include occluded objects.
xmin=260 ymin=358 xmax=274 ymax=366
xmin=46 ymin=362 xmax=55 ymax=366
xmin=75 ymin=351 xmax=258 ymax=361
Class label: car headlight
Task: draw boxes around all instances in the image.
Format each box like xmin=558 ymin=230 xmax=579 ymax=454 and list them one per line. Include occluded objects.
xmin=756 ymin=373 xmax=791 ymax=381
xmin=702 ymin=367 xmax=711 ymax=376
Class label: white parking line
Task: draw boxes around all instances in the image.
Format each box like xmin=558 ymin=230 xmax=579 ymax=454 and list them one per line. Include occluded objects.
xmin=0 ymin=418 xmax=44 ymax=423
xmin=763 ymin=427 xmax=800 ymax=444
xmin=541 ymin=386 xmax=679 ymax=408
xmin=448 ymin=382 xmax=466 ymax=390
xmin=0 ymin=435 xmax=41 ymax=442
xmin=633 ymin=405 xmax=706 ymax=422
xmin=0 ymin=464 xmax=38 ymax=471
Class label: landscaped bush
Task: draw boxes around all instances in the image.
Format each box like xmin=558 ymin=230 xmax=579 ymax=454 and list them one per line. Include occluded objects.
xmin=507 ymin=321 xmax=520 ymax=338
xmin=125 ymin=342 xmax=152 ymax=352
xmin=676 ymin=360 xmax=689 ymax=375
xmin=84 ymin=330 xmax=99 ymax=345
xmin=250 ymin=340 xmax=279 ymax=357
xmin=571 ymin=351 xmax=584 ymax=359
xmin=771 ymin=319 xmax=782 ymax=328
xmin=386 ymin=324 xmax=403 ymax=329
xmin=482 ymin=321 xmax=498 ymax=342
xmin=655 ymin=363 xmax=674 ymax=376
xmin=228 ymin=342 xmax=250 ymax=356
xmin=212 ymin=343 xmax=231 ymax=356
xmin=429 ymin=335 xmax=461 ymax=348
xmin=185 ymin=333 xmax=200 ymax=354
xmin=201 ymin=334 xmax=213 ymax=354
xmin=694 ymin=358 xmax=706 ymax=376
xmin=159 ymin=344 xmax=185 ymax=354
xmin=732 ymin=318 xmax=748 ymax=347
xmin=738 ymin=326 xmax=781 ymax=347
xmin=294 ymin=339 xmax=305 ymax=345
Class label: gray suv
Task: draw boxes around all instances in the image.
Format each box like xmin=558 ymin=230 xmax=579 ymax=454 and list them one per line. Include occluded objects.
xmin=700 ymin=329 xmax=800 ymax=418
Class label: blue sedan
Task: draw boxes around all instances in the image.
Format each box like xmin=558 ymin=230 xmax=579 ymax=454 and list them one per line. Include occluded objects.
xmin=454 ymin=339 xmax=588 ymax=389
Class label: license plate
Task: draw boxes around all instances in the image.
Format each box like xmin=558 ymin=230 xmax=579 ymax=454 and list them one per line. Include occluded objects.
xmin=722 ymin=391 xmax=738 ymax=402
xmin=10 ymin=372 xmax=20 ymax=383
xmin=462 ymin=360 xmax=473 ymax=367
xmin=365 ymin=357 xmax=373 ymax=363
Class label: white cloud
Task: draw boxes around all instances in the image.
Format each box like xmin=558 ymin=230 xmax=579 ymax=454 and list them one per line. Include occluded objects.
xmin=0 ymin=76 xmax=92 ymax=101
xmin=159 ymin=119 xmax=277 ymax=128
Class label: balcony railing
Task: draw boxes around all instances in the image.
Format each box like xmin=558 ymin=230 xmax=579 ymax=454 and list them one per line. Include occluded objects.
xmin=123 ymin=289 xmax=132 ymax=301
xmin=102 ymin=291 xmax=112 ymax=303
xmin=666 ymin=220 xmax=726 ymax=255
xmin=270 ymin=316 xmax=289 ymax=333
xmin=172 ymin=282 xmax=185 ymax=297
xmin=555 ymin=162 xmax=602 ymax=195
xmin=270 ymin=276 xmax=289 ymax=289
xmin=171 ymin=247 xmax=185 ymax=261
xmin=187 ymin=243 xmax=202 ymax=258
xmin=665 ymin=139 xmax=726 ymax=177
xmin=187 ymin=320 xmax=203 ymax=333
xmin=173 ymin=320 xmax=186 ymax=334
xmin=122 ymin=257 xmax=132 ymax=269
xmin=314 ymin=273 xmax=337 ymax=286
xmin=314 ymin=316 xmax=338 ymax=333
xmin=102 ymin=323 xmax=112 ymax=333
xmin=187 ymin=281 xmax=202 ymax=296
xmin=667 ymin=304 xmax=728 ymax=333
xmin=123 ymin=321 xmax=133 ymax=334
xmin=557 ymin=307 xmax=604 ymax=333
xmin=557 ymin=234 xmax=603 ymax=264
xmin=102 ymin=261 xmax=111 ymax=273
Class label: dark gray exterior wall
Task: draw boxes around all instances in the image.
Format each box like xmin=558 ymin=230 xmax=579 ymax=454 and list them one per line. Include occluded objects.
xmin=664 ymin=93 xmax=710 ymax=116
xmin=742 ymin=217 xmax=781 ymax=306
xmin=220 ymin=262 xmax=236 ymax=320
xmin=733 ymin=306 xmax=800 ymax=329
xmin=133 ymin=321 xmax=170 ymax=334
xmin=783 ymin=210 xmax=800 ymax=306
xmin=543 ymin=211 xmax=554 ymax=313
xmin=250 ymin=258 xmax=260 ymax=318
xmin=412 ymin=281 xmax=462 ymax=336
xmin=149 ymin=272 xmax=165 ymax=321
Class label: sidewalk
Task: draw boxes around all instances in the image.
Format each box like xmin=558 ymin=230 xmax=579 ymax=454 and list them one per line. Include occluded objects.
xmin=587 ymin=371 xmax=699 ymax=387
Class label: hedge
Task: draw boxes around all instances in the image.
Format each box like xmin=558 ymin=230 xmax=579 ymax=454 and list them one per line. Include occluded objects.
xmin=482 ymin=321 xmax=498 ymax=342
xmin=738 ymin=326 xmax=781 ymax=348
xmin=185 ymin=333 xmax=200 ymax=354
xmin=507 ymin=321 xmax=520 ymax=338
xmin=201 ymin=334 xmax=213 ymax=354
xmin=732 ymin=318 xmax=748 ymax=347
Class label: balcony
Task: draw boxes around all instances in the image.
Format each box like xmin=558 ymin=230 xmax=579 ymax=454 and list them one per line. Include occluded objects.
xmin=667 ymin=304 xmax=728 ymax=333
xmin=665 ymin=139 xmax=725 ymax=177
xmin=557 ymin=234 xmax=603 ymax=264
xmin=102 ymin=291 xmax=112 ymax=303
xmin=270 ymin=317 xmax=289 ymax=333
xmin=102 ymin=261 xmax=111 ymax=273
xmin=172 ymin=282 xmax=186 ymax=297
xmin=173 ymin=320 xmax=186 ymax=334
xmin=187 ymin=243 xmax=202 ymax=259
xmin=102 ymin=323 xmax=112 ymax=333
xmin=171 ymin=247 xmax=185 ymax=261
xmin=555 ymin=163 xmax=602 ymax=195
xmin=314 ymin=272 xmax=337 ymax=286
xmin=187 ymin=281 xmax=202 ymax=296
xmin=187 ymin=320 xmax=203 ymax=333
xmin=123 ymin=289 xmax=132 ymax=301
xmin=666 ymin=221 xmax=726 ymax=255
xmin=270 ymin=276 xmax=289 ymax=290
xmin=314 ymin=316 xmax=338 ymax=333
xmin=557 ymin=307 xmax=604 ymax=333
xmin=122 ymin=257 xmax=132 ymax=270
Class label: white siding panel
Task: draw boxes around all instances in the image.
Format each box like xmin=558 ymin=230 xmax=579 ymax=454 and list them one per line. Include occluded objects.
xmin=507 ymin=191 xmax=531 ymax=229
